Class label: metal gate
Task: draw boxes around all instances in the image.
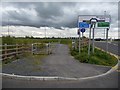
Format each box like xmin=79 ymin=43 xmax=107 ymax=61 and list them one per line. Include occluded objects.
xmin=31 ymin=43 xmax=53 ymax=55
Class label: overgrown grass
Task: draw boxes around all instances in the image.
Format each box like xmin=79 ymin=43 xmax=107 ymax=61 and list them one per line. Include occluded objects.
xmin=2 ymin=55 xmax=20 ymax=65
xmin=22 ymin=52 xmax=47 ymax=65
xmin=70 ymin=46 xmax=118 ymax=66
xmin=2 ymin=52 xmax=47 ymax=65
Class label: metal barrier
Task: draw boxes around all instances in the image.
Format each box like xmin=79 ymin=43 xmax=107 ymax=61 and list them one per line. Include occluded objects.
xmin=31 ymin=43 xmax=53 ymax=55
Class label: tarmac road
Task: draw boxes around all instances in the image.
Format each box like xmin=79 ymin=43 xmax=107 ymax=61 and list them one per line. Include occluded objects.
xmin=2 ymin=71 xmax=118 ymax=88
xmin=94 ymin=41 xmax=119 ymax=56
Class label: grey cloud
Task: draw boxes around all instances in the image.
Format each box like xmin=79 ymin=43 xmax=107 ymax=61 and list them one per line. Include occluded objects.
xmin=35 ymin=3 xmax=63 ymax=19
xmin=1 ymin=2 xmax=118 ymax=29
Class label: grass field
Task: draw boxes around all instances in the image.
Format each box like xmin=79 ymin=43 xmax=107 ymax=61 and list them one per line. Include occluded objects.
xmin=1 ymin=36 xmax=118 ymax=66
xmin=2 ymin=36 xmax=60 ymax=45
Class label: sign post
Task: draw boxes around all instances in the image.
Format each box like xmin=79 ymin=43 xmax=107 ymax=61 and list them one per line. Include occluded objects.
xmin=78 ymin=15 xmax=111 ymax=56
xmin=78 ymin=20 xmax=89 ymax=54
xmin=90 ymin=18 xmax=98 ymax=54
xmin=81 ymin=28 xmax=86 ymax=38
xmin=92 ymin=24 xmax=95 ymax=54
xmin=78 ymin=16 xmax=81 ymax=54
xmin=106 ymin=28 xmax=109 ymax=53
xmin=77 ymin=29 xmax=81 ymax=54
xmin=81 ymin=28 xmax=86 ymax=48
xmin=88 ymin=24 xmax=92 ymax=56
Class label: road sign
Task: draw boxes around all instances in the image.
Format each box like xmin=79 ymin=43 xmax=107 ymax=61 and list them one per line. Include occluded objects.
xmin=80 ymin=28 xmax=86 ymax=33
xmin=78 ymin=15 xmax=111 ymax=29
xmin=97 ymin=22 xmax=110 ymax=27
xmin=79 ymin=22 xmax=89 ymax=28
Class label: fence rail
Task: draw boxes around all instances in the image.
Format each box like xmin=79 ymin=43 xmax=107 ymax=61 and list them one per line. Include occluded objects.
xmin=0 ymin=44 xmax=31 ymax=61
xmin=0 ymin=43 xmax=54 ymax=61
xmin=72 ymin=38 xmax=89 ymax=50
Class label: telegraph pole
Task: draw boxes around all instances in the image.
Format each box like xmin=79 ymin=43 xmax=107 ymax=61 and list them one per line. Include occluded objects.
xmin=45 ymin=26 xmax=46 ymax=39
xmin=8 ymin=19 xmax=9 ymax=36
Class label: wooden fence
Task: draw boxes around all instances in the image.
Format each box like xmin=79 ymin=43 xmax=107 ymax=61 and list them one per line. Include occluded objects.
xmin=72 ymin=38 xmax=89 ymax=50
xmin=0 ymin=44 xmax=31 ymax=61
xmin=0 ymin=43 xmax=54 ymax=61
xmin=80 ymin=38 xmax=89 ymax=47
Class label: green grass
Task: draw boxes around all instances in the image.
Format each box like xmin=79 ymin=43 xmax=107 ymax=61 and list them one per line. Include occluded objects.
xmin=70 ymin=46 xmax=118 ymax=66
xmin=2 ymin=55 xmax=19 ymax=65
xmin=2 ymin=52 xmax=47 ymax=65
xmin=22 ymin=52 xmax=47 ymax=65
xmin=2 ymin=36 xmax=60 ymax=45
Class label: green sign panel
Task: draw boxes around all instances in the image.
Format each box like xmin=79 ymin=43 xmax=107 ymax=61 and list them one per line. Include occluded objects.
xmin=97 ymin=22 xmax=110 ymax=27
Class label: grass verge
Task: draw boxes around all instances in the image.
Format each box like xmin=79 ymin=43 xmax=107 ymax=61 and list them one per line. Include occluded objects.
xmin=70 ymin=46 xmax=118 ymax=66
xmin=2 ymin=55 xmax=19 ymax=65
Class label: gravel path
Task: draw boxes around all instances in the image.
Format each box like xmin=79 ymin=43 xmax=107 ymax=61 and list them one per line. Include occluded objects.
xmin=2 ymin=44 xmax=111 ymax=78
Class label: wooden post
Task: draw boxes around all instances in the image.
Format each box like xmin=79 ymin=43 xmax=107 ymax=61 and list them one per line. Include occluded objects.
xmin=4 ymin=44 xmax=7 ymax=59
xmin=48 ymin=43 xmax=50 ymax=55
xmin=16 ymin=44 xmax=18 ymax=56
xmin=22 ymin=44 xmax=24 ymax=53
xmin=47 ymin=43 xmax=49 ymax=55
xmin=48 ymin=42 xmax=50 ymax=55
xmin=32 ymin=44 xmax=34 ymax=55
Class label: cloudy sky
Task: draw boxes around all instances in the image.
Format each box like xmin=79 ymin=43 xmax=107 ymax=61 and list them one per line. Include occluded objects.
xmin=0 ymin=1 xmax=119 ymax=38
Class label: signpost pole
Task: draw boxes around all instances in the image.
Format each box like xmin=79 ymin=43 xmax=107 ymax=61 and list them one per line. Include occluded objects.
xmin=79 ymin=31 xmax=81 ymax=54
xmin=82 ymin=32 xmax=83 ymax=49
xmin=78 ymin=16 xmax=81 ymax=54
xmin=92 ymin=24 xmax=95 ymax=54
xmin=82 ymin=32 xmax=83 ymax=39
xmin=88 ymin=25 xmax=92 ymax=56
xmin=106 ymin=28 xmax=109 ymax=53
xmin=104 ymin=11 xmax=106 ymax=40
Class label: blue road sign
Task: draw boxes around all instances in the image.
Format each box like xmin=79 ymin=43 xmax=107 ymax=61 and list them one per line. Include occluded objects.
xmin=79 ymin=22 xmax=89 ymax=28
xmin=80 ymin=28 xmax=86 ymax=33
